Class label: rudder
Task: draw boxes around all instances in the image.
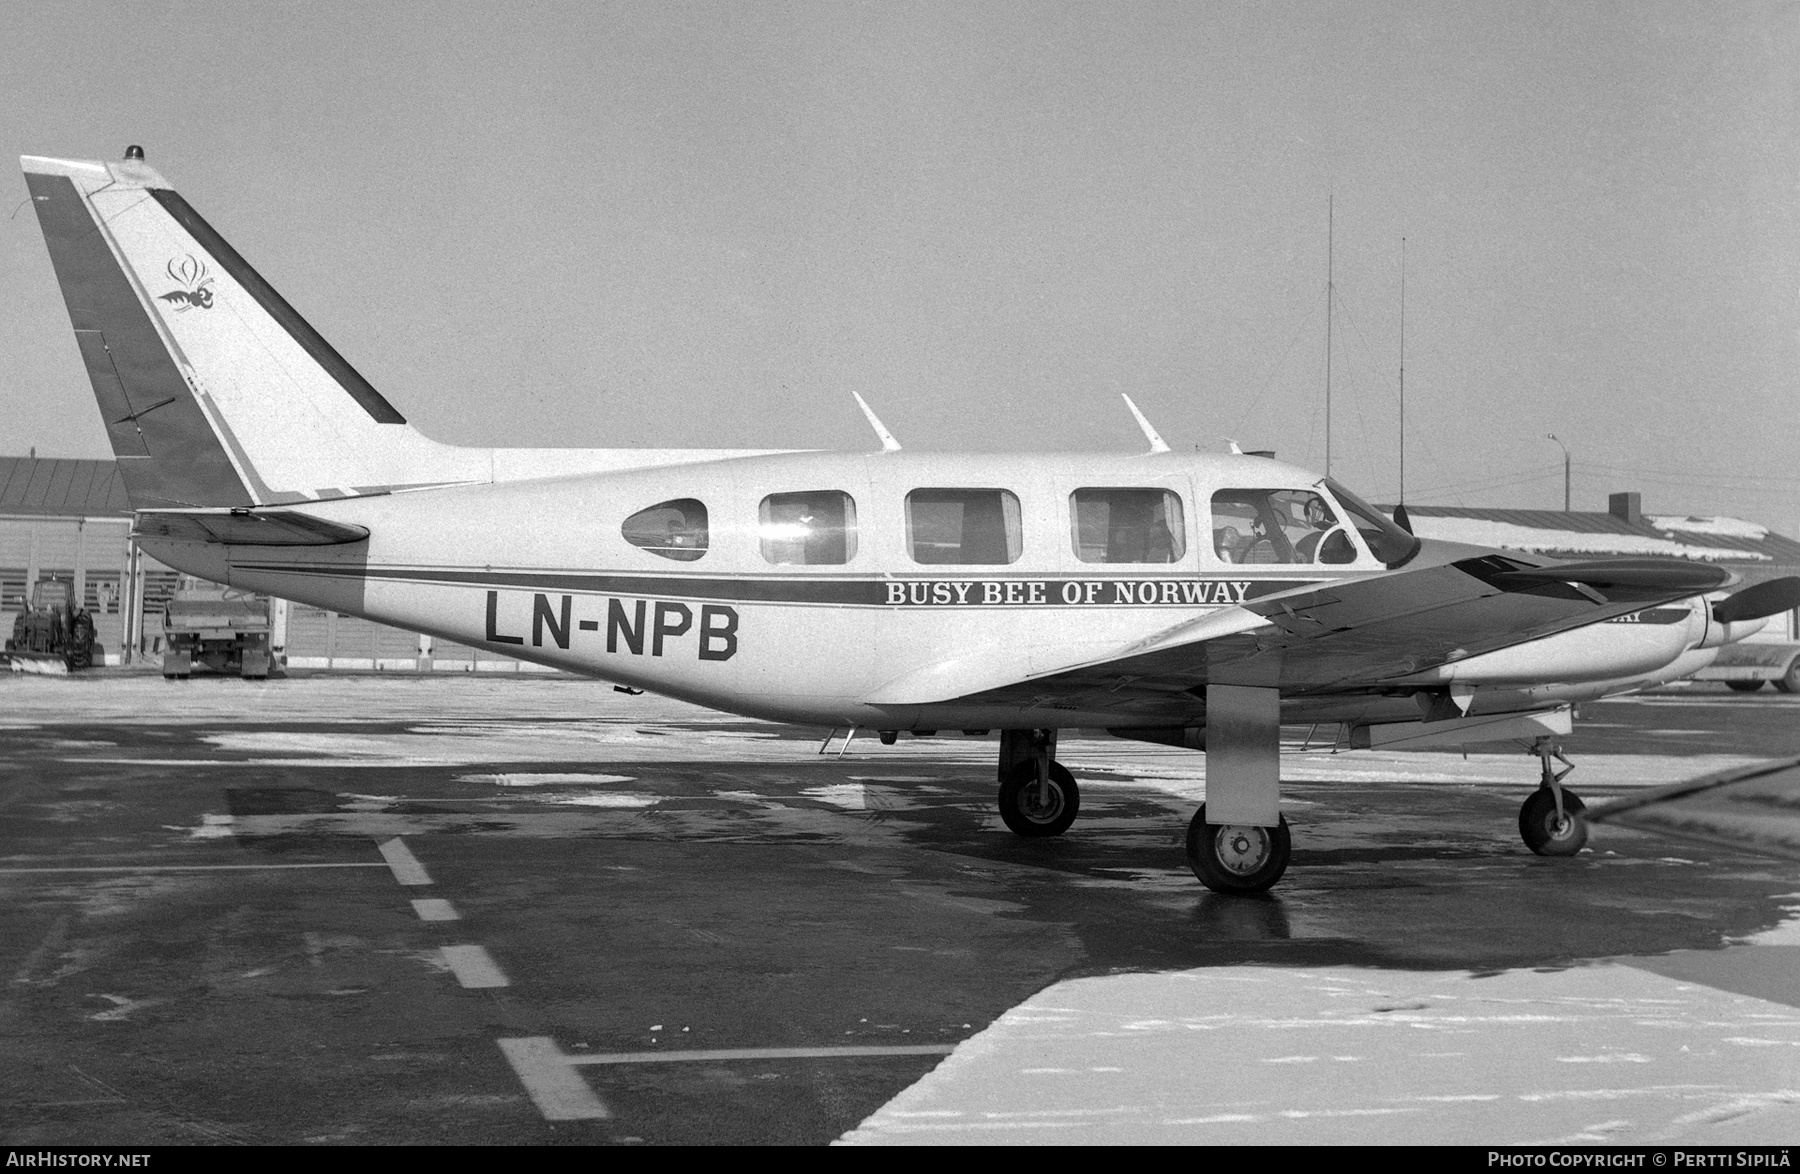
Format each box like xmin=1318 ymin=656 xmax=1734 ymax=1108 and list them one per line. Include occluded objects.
xmin=26 ymin=160 xmax=254 ymax=508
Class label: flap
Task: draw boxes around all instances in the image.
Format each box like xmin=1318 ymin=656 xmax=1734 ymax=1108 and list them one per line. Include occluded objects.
xmin=862 ymin=607 xmax=1274 ymax=707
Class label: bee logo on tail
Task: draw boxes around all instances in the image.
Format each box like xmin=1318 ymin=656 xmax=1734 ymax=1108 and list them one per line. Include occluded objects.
xmin=158 ymin=255 xmax=214 ymax=311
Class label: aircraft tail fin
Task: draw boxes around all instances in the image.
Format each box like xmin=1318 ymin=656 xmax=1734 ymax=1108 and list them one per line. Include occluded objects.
xmin=22 ymin=151 xmax=481 ymax=509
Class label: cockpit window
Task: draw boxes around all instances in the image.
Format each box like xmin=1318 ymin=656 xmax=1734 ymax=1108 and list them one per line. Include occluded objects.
xmin=1322 ymin=478 xmax=1421 ymax=567
xmin=622 ymin=498 xmax=708 ymax=562
xmin=759 ymin=491 xmax=858 ymax=565
xmin=1070 ymin=488 xmax=1185 ymax=563
xmin=906 ymin=489 xmax=1022 ymax=565
xmin=1211 ymin=488 xmax=1362 ymax=566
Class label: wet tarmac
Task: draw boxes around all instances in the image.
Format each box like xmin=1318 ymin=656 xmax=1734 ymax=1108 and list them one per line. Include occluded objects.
xmin=0 ymin=675 xmax=1796 ymax=1145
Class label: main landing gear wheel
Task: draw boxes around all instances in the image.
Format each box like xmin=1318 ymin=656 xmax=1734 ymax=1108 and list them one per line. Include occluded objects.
xmin=998 ymin=761 xmax=1080 ymax=838
xmin=1726 ymin=680 xmax=1765 ymax=693
xmin=1186 ymin=803 xmax=1291 ymax=895
xmin=1518 ymin=788 xmax=1588 ymax=856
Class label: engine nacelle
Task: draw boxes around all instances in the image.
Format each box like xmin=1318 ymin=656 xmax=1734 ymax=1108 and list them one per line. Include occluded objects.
xmin=1695 ymin=611 xmax=1769 ymax=650
xmin=1407 ymin=602 xmax=1703 ymax=686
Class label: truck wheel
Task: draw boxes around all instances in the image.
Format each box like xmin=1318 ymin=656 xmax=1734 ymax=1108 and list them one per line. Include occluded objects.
xmin=1778 ymin=659 xmax=1800 ymax=695
xmin=1727 ymin=680 xmax=1765 ymax=693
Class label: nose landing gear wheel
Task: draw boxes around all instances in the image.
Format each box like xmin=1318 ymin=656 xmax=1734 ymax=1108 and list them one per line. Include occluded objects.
xmin=1186 ymin=803 xmax=1291 ymax=895
xmin=998 ymin=761 xmax=1080 ymax=838
xmin=1518 ymin=787 xmax=1588 ymax=856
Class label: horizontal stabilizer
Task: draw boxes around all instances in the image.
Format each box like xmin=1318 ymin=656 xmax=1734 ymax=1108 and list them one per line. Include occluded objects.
xmin=135 ymin=509 xmax=369 ymax=546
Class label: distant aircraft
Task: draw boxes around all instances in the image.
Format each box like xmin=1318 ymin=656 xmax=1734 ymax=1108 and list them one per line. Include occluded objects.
xmin=22 ymin=149 xmax=1799 ymax=894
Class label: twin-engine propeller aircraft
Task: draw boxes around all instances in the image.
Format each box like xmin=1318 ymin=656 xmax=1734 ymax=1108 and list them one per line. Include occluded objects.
xmin=23 ymin=148 xmax=1799 ymax=894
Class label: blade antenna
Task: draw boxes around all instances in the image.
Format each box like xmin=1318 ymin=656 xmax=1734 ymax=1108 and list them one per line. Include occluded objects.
xmin=1121 ymin=394 xmax=1171 ymax=454
xmin=850 ymin=392 xmax=902 ymax=452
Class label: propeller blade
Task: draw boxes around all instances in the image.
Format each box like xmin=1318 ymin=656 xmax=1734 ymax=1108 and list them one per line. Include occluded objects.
xmin=1490 ymin=558 xmax=1732 ymax=593
xmin=1713 ymin=577 xmax=1800 ymax=625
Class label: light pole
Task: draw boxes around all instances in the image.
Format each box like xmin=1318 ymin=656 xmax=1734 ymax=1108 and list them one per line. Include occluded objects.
xmin=1546 ymin=434 xmax=1571 ymax=512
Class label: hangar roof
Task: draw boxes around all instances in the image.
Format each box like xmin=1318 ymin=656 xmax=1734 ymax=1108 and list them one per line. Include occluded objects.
xmin=1389 ymin=504 xmax=1800 ymax=581
xmin=0 ymin=457 xmax=131 ymax=519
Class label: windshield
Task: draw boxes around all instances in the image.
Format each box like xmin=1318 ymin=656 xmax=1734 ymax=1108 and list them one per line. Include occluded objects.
xmin=1321 ymin=479 xmax=1421 ymax=568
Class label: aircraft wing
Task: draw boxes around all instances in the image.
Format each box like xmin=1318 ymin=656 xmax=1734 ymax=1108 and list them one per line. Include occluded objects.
xmin=864 ymin=551 xmax=1733 ymax=720
xmin=134 ymin=508 xmax=369 ymax=546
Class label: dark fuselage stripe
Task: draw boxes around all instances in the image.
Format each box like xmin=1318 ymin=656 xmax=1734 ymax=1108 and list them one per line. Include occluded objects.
xmin=230 ymin=562 xmax=1326 ymax=607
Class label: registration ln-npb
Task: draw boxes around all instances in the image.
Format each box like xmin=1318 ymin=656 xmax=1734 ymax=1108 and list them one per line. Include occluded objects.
xmin=23 ymin=149 xmax=1797 ymax=894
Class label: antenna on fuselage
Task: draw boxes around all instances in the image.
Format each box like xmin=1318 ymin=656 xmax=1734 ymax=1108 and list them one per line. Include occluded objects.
xmin=1120 ymin=394 xmax=1171 ymax=454
xmin=850 ymin=392 xmax=902 ymax=452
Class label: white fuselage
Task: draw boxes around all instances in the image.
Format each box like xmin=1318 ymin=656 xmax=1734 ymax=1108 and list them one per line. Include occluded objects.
xmin=139 ymin=448 xmax=1725 ymax=730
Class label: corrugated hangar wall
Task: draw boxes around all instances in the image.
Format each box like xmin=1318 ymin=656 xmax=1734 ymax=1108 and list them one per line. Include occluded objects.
xmin=0 ymin=516 xmax=134 ymax=662
xmin=279 ymin=604 xmax=556 ymax=673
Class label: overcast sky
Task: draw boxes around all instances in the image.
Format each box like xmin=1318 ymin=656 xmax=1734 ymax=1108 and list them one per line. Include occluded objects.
xmin=2 ymin=2 xmax=1794 ymax=532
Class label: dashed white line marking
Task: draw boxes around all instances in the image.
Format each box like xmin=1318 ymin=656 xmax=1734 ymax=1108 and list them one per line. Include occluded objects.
xmin=566 ymin=1044 xmax=958 ymax=1065
xmin=377 ymin=837 xmax=432 ymax=885
xmin=12 ymin=914 xmax=69 ymax=985
xmin=411 ymin=898 xmax=461 ymax=922
xmin=497 ymin=1037 xmax=611 ymax=1121
xmin=441 ymin=944 xmax=508 ymax=988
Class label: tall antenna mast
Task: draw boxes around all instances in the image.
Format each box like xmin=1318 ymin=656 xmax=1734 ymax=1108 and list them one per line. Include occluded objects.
xmin=1399 ymin=235 xmax=1406 ymax=505
xmin=1325 ymin=193 xmax=1334 ymax=478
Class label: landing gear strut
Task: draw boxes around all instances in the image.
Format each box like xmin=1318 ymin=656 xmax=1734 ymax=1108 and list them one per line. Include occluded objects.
xmin=1186 ymin=803 xmax=1292 ymax=894
xmin=1519 ymin=737 xmax=1587 ymax=856
xmin=996 ymin=729 xmax=1080 ymax=837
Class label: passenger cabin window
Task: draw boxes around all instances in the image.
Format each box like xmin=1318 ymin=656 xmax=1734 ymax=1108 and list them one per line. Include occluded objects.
xmin=1211 ymin=489 xmax=1359 ymax=565
xmin=906 ymin=489 xmax=1023 ymax=565
xmin=1070 ymin=488 xmax=1185 ymax=563
xmin=759 ymin=491 xmax=858 ymax=565
xmin=621 ymin=498 xmax=708 ymax=562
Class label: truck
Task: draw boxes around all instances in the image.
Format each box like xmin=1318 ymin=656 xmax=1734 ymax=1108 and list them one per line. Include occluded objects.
xmin=4 ymin=579 xmax=96 ymax=673
xmin=161 ymin=578 xmax=277 ymax=680
xmin=1694 ymin=604 xmax=1800 ymax=693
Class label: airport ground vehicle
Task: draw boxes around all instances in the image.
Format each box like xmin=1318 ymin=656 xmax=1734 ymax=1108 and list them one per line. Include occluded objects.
xmin=4 ymin=578 xmax=96 ymax=672
xmin=1696 ymin=609 xmax=1800 ymax=693
xmin=161 ymin=579 xmax=275 ymax=679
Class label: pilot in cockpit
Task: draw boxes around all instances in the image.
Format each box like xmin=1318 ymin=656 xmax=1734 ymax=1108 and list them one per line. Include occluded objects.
xmin=1296 ymin=496 xmax=1358 ymax=564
